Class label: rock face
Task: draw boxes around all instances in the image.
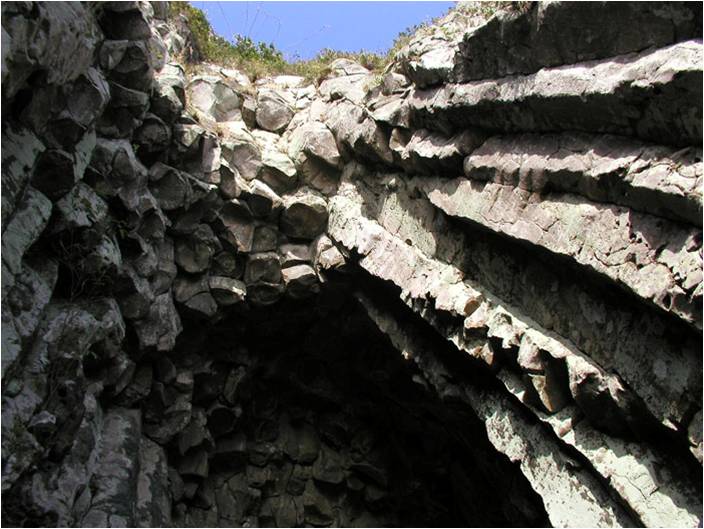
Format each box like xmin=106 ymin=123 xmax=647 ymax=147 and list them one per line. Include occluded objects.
xmin=1 ymin=2 xmax=701 ymax=528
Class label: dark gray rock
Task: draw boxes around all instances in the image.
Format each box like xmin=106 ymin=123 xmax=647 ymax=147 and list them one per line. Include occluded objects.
xmin=174 ymin=224 xmax=220 ymax=273
xmin=244 ymin=252 xmax=282 ymax=285
xmin=280 ymin=191 xmax=328 ymax=240
xmin=1 ymin=2 xmax=101 ymax=99
xmin=453 ymin=2 xmax=703 ymax=82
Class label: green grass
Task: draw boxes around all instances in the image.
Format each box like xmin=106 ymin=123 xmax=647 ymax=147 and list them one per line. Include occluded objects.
xmin=168 ymin=1 xmax=523 ymax=83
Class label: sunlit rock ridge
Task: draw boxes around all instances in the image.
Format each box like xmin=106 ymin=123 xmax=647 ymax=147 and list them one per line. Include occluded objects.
xmin=1 ymin=1 xmax=702 ymax=527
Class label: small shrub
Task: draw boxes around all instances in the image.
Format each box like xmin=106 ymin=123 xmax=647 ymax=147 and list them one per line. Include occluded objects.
xmin=168 ymin=2 xmax=391 ymax=83
xmin=167 ymin=1 xmax=523 ymax=83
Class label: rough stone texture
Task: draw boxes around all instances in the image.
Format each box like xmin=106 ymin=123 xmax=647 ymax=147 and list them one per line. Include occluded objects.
xmin=420 ymin=177 xmax=702 ymax=329
xmin=464 ymin=132 xmax=703 ymax=226
xmin=451 ymin=2 xmax=703 ymax=83
xmin=1 ymin=2 xmax=701 ymax=528
xmin=409 ymin=41 xmax=703 ymax=147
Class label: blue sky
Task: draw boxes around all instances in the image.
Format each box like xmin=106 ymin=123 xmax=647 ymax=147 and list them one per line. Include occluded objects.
xmin=193 ymin=1 xmax=455 ymax=61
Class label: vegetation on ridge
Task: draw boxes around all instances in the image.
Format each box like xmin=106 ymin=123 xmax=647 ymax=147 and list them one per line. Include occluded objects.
xmin=168 ymin=2 xmax=389 ymax=83
xmin=168 ymin=1 xmax=526 ymax=83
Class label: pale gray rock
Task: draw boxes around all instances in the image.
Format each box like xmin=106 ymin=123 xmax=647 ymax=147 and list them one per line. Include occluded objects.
xmin=187 ymin=76 xmax=242 ymax=122
xmin=280 ymin=243 xmax=312 ymax=268
xmin=151 ymin=63 xmax=186 ymax=123
xmin=221 ymin=135 xmax=263 ymax=181
xmin=464 ymin=132 xmax=703 ymax=226
xmin=313 ymin=235 xmax=346 ymax=273
xmin=288 ymin=121 xmax=341 ymax=169
xmin=420 ymin=177 xmax=702 ymax=329
xmin=82 ymin=408 xmax=142 ymax=528
xmin=52 ymin=183 xmax=109 ymax=232
xmin=409 ymin=41 xmax=703 ymax=147
xmin=324 ymin=99 xmax=393 ymax=164
xmin=256 ymin=88 xmax=295 ymax=133
xmin=328 ymin=58 xmax=369 ymax=77
xmin=260 ymin=148 xmax=298 ymax=193
xmin=396 ymin=128 xmax=485 ymax=174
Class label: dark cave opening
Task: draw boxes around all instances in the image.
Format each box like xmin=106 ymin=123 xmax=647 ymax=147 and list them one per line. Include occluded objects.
xmin=129 ymin=279 xmax=549 ymax=527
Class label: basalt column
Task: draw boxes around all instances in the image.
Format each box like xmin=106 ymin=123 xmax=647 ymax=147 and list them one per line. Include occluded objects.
xmin=1 ymin=1 xmax=702 ymax=528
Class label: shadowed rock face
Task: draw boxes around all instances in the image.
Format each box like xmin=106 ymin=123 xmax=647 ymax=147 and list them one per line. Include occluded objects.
xmin=1 ymin=1 xmax=701 ymax=528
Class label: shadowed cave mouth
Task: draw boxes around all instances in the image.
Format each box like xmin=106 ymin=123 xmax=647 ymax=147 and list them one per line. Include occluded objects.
xmin=115 ymin=274 xmax=550 ymax=527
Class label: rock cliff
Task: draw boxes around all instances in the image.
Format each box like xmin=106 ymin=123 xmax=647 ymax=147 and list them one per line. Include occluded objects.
xmin=1 ymin=1 xmax=702 ymax=527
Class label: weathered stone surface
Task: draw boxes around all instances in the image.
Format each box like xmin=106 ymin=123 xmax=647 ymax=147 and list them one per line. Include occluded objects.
xmin=1 ymin=186 xmax=52 ymax=279
xmin=173 ymin=274 xmax=218 ymax=318
xmin=242 ymin=180 xmax=282 ymax=218
xmin=148 ymin=162 xmax=191 ymax=210
xmin=256 ymin=88 xmax=295 ymax=132
xmin=1 ymin=126 xmax=46 ymax=226
xmin=465 ymin=132 xmax=703 ymax=226
xmin=2 ymin=3 xmax=702 ymax=528
xmin=82 ymin=408 xmax=142 ymax=527
xmin=260 ymin=148 xmax=298 ymax=192
xmin=280 ymin=191 xmax=328 ymax=240
xmin=324 ymin=99 xmax=394 ymax=164
xmin=136 ymin=437 xmax=172 ymax=527
xmin=209 ymin=276 xmax=246 ymax=306
xmin=395 ymin=128 xmax=485 ymax=174
xmin=409 ymin=41 xmax=703 ymax=147
xmin=134 ymin=113 xmax=172 ymax=153
xmin=133 ymin=292 xmax=182 ymax=351
xmin=244 ymin=252 xmax=282 ymax=285
xmin=217 ymin=199 xmax=255 ymax=252
xmin=98 ymin=82 xmax=150 ymax=138
xmin=688 ymin=410 xmax=703 ymax=463
xmin=288 ymin=121 xmax=341 ymax=169
xmin=221 ymin=134 xmax=262 ymax=181
xmin=187 ymin=76 xmax=242 ymax=122
xmin=452 ymin=2 xmax=703 ymax=82
xmin=1 ymin=2 xmax=101 ymax=99
xmin=282 ymin=264 xmax=319 ymax=298
xmin=52 ymin=183 xmax=109 ymax=232
xmin=174 ymin=224 xmax=220 ymax=273
xmin=151 ymin=63 xmax=186 ymax=123
xmin=420 ymin=177 xmax=702 ymax=328
xmin=319 ymin=70 xmax=371 ymax=105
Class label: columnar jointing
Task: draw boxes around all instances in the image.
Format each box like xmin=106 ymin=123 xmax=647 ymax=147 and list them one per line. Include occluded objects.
xmin=1 ymin=1 xmax=702 ymax=528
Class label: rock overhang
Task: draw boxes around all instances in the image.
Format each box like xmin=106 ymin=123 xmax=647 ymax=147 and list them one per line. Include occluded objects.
xmin=1 ymin=1 xmax=702 ymax=527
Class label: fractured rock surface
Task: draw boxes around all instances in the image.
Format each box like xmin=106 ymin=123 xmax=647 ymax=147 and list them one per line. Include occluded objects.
xmin=1 ymin=1 xmax=702 ymax=527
